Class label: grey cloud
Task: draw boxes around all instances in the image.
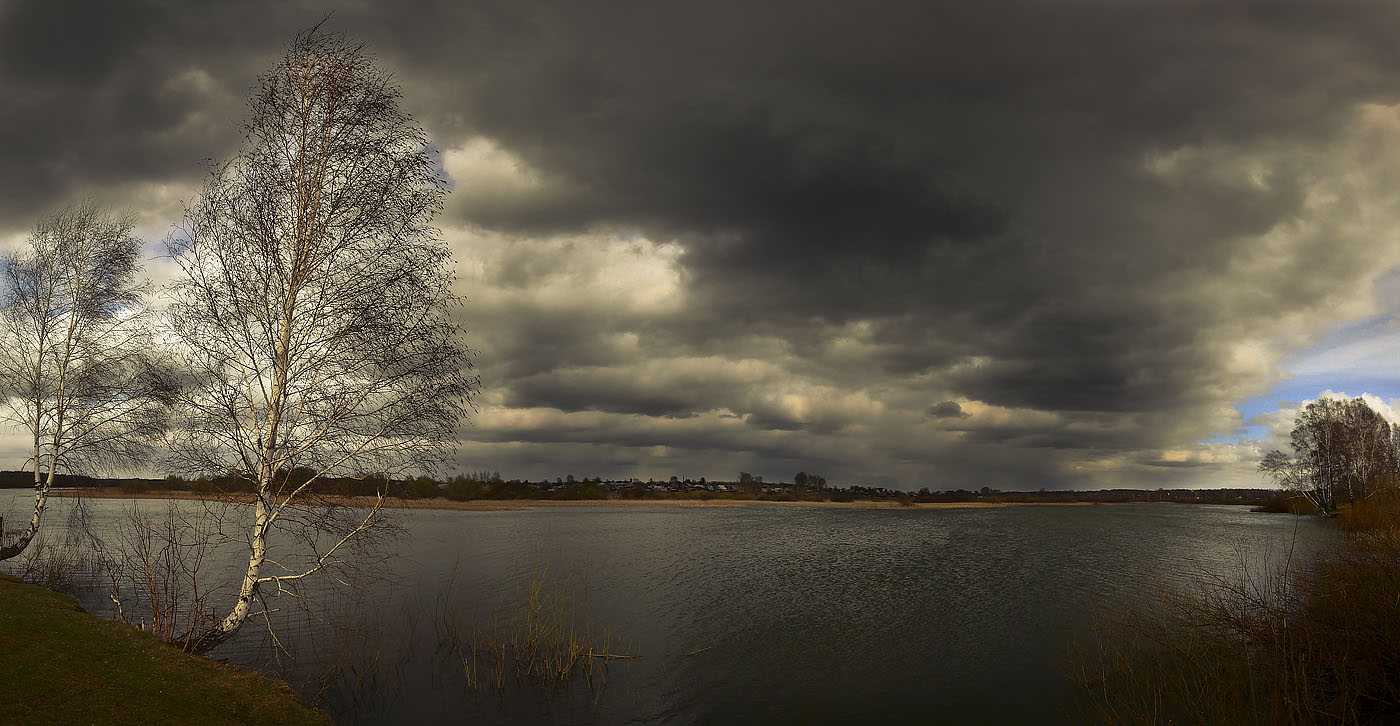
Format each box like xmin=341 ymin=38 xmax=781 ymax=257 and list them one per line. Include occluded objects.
xmin=506 ymin=365 xmax=736 ymax=418
xmin=1141 ymin=459 xmax=1212 ymax=469
xmin=928 ymin=401 xmax=969 ymax=419
xmin=5 ymin=1 xmax=1400 ymax=487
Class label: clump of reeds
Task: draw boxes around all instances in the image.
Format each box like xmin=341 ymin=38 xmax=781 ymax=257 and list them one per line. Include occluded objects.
xmin=435 ymin=564 xmax=633 ymax=698
xmin=1074 ymin=490 xmax=1400 ymax=725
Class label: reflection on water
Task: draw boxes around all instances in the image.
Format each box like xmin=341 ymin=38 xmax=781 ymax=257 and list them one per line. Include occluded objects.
xmin=0 ymin=493 xmax=1332 ymax=724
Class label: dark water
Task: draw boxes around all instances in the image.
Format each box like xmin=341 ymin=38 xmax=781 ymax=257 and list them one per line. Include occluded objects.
xmin=1 ymin=494 xmax=1331 ymax=724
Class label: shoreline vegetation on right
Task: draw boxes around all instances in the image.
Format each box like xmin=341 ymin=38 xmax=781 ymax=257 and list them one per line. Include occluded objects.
xmin=1075 ymin=394 xmax=1400 ymax=724
xmin=1075 ymin=492 xmax=1400 ymax=725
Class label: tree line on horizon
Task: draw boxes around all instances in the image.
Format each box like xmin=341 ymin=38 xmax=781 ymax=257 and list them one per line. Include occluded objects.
xmin=5 ymin=467 xmax=1282 ymax=509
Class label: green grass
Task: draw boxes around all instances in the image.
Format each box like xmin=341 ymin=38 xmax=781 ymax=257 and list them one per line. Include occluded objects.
xmin=0 ymin=574 xmax=330 ymax=725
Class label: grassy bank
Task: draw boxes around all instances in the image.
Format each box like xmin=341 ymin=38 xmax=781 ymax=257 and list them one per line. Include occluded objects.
xmin=1076 ymin=493 xmax=1400 ymax=724
xmin=0 ymin=574 xmax=329 ymax=725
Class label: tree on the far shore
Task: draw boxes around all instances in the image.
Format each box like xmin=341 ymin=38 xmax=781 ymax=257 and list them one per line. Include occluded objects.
xmin=1259 ymin=396 xmax=1399 ymax=512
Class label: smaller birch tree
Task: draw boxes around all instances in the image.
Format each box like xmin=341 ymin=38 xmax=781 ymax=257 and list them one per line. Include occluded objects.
xmin=0 ymin=201 xmax=168 ymax=560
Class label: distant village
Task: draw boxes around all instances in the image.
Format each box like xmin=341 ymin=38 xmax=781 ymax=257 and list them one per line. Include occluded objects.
xmin=525 ymin=476 xmax=1279 ymax=506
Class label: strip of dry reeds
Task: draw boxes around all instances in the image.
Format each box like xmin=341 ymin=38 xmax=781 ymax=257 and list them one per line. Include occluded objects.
xmin=1074 ymin=491 xmax=1400 ymax=724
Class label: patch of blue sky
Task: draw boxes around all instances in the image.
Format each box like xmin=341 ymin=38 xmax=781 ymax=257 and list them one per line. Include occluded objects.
xmin=1216 ymin=269 xmax=1400 ymax=444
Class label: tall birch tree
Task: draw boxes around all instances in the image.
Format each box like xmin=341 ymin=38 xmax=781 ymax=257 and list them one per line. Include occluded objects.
xmin=167 ymin=25 xmax=476 ymax=653
xmin=0 ymin=201 xmax=167 ymax=560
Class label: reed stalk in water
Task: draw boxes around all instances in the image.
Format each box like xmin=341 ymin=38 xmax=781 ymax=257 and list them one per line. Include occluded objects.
xmin=435 ymin=562 xmax=633 ymax=699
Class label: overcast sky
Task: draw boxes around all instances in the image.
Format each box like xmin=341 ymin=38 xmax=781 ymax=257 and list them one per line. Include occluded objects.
xmin=4 ymin=0 xmax=1400 ymax=489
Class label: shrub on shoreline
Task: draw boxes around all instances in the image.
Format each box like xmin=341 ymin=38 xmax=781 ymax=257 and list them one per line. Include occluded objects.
xmin=1251 ymin=492 xmax=1321 ymax=515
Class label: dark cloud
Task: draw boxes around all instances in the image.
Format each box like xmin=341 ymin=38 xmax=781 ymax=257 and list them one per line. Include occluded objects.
xmin=5 ymin=1 xmax=1400 ymax=486
xmin=928 ymin=402 xmax=969 ymax=420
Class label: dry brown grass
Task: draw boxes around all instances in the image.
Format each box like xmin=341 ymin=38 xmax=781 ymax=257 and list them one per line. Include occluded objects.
xmin=1074 ymin=491 xmax=1400 ymax=725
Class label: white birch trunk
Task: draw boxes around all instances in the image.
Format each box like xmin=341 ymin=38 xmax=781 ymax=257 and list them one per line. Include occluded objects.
xmin=194 ymin=494 xmax=269 ymax=651
xmin=195 ymin=296 xmax=292 ymax=651
xmin=0 ymin=484 xmax=49 ymax=560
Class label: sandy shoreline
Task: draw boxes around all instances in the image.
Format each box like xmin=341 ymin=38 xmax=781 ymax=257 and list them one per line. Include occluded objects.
xmin=44 ymin=488 xmax=1117 ymax=512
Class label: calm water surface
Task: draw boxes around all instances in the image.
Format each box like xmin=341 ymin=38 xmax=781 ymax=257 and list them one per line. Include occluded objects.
xmin=0 ymin=494 xmax=1331 ymax=724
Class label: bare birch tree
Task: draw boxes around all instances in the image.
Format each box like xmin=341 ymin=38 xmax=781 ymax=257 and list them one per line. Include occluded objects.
xmin=166 ymin=25 xmax=477 ymax=653
xmin=0 ymin=201 xmax=168 ymax=560
xmin=1259 ymin=396 xmax=1400 ymax=513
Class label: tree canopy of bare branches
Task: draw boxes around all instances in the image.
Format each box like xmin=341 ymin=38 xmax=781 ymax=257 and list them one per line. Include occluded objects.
xmin=1258 ymin=396 xmax=1399 ymax=513
xmin=166 ymin=25 xmax=477 ymax=652
xmin=0 ymin=201 xmax=168 ymax=560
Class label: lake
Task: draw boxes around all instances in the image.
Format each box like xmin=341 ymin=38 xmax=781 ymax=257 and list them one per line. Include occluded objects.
xmin=0 ymin=493 xmax=1332 ymax=724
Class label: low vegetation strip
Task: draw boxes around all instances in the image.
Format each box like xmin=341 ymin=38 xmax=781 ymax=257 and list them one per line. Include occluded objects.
xmin=1076 ymin=493 xmax=1400 ymax=724
xmin=29 ymin=470 xmax=1281 ymax=512
xmin=0 ymin=574 xmax=329 ymax=725
xmin=48 ymin=488 xmax=1147 ymax=511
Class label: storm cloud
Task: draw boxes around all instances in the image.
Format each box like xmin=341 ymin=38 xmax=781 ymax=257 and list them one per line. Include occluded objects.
xmin=5 ymin=0 xmax=1400 ymax=487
